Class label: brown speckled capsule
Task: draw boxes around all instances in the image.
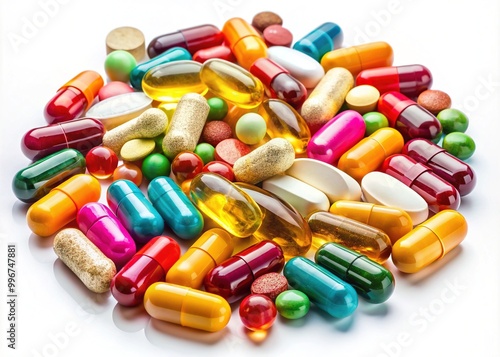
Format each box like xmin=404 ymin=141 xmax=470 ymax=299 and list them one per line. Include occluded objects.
xmin=233 ymin=138 xmax=295 ymax=184
xmin=53 ymin=228 xmax=116 ymax=293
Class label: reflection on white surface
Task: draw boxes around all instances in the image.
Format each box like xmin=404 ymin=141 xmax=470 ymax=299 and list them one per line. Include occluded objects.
xmin=112 ymin=303 xmax=150 ymax=333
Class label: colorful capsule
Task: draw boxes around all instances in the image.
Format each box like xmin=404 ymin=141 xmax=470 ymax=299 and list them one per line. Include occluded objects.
xmin=204 ymin=241 xmax=285 ymax=303
xmin=356 ymin=65 xmax=433 ymax=98
xmin=378 ymin=91 xmax=442 ymax=141
xmin=144 ymin=282 xmax=231 ymax=332
xmin=44 ymin=71 xmax=103 ymax=124
xmin=147 ymin=24 xmax=224 ymax=58
xmin=392 ymin=210 xmax=467 ymax=273
xmin=21 ymin=118 xmax=105 ymax=161
xmin=107 ymin=179 xmax=165 ymax=244
xmin=237 ymin=183 xmax=312 ymax=257
xmin=111 ymin=236 xmax=181 ymax=306
xmin=307 ymin=211 xmax=392 ymax=263
xmin=315 ymin=243 xmax=395 ymax=304
xmin=284 ymin=257 xmax=358 ymax=318
xmin=166 ymin=228 xmax=233 ymax=289
xmin=338 ymin=127 xmax=404 ymax=182
xmin=293 ymin=22 xmax=343 ymax=62
xmin=193 ymin=45 xmax=236 ymax=63
xmin=222 ymin=17 xmax=268 ymax=70
xmin=329 ymin=200 xmax=413 ymax=245
xmin=189 ymin=172 xmax=262 ymax=237
xmin=382 ymin=154 xmax=461 ymax=212
xmin=13 ymin=149 xmax=86 ymax=204
xmin=27 ymin=174 xmax=101 ymax=237
xmin=200 ymin=59 xmax=264 ymax=109
xmin=321 ymin=41 xmax=394 ymax=76
xmin=403 ymin=138 xmax=476 ymax=196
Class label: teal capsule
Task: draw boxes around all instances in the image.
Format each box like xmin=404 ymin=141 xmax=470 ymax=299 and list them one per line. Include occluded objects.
xmin=283 ymin=257 xmax=358 ymax=318
xmin=293 ymin=22 xmax=343 ymax=62
xmin=129 ymin=47 xmax=192 ymax=89
xmin=12 ymin=148 xmax=86 ymax=203
xmin=107 ymin=179 xmax=164 ymax=244
xmin=148 ymin=176 xmax=204 ymax=240
xmin=315 ymin=242 xmax=395 ymax=304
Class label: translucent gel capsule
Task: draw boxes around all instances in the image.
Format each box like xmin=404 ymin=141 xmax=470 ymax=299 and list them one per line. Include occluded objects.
xmin=315 ymin=242 xmax=395 ymax=304
xmin=284 ymin=257 xmax=358 ymax=318
xmin=144 ymin=282 xmax=231 ymax=332
xmin=392 ymin=210 xmax=467 ymax=273
xmin=200 ymin=59 xmax=264 ymax=109
xmin=237 ymin=183 xmax=312 ymax=257
xmin=189 ymin=172 xmax=262 ymax=237
xmin=293 ymin=22 xmax=343 ymax=62
xmin=307 ymin=211 xmax=392 ymax=264
xmin=329 ymin=201 xmax=413 ymax=245
xmin=142 ymin=60 xmax=208 ymax=102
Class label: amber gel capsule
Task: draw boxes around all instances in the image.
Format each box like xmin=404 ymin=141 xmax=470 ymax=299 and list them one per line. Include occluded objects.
xmin=392 ymin=210 xmax=467 ymax=273
xmin=315 ymin=242 xmax=395 ymax=304
xmin=307 ymin=211 xmax=392 ymax=264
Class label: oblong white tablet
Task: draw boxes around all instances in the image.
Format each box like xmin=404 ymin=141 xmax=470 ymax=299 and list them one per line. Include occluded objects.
xmin=262 ymin=174 xmax=330 ymax=217
xmin=361 ymin=172 xmax=428 ymax=225
xmin=286 ymin=158 xmax=361 ymax=203
xmin=267 ymin=46 xmax=325 ymax=88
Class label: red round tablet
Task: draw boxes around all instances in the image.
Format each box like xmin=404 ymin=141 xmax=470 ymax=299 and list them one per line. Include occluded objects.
xmin=201 ymin=121 xmax=233 ymax=147
xmin=263 ymin=25 xmax=293 ymax=47
xmin=98 ymin=81 xmax=134 ymax=101
xmin=214 ymin=138 xmax=251 ymax=166
xmin=251 ymin=272 xmax=288 ymax=301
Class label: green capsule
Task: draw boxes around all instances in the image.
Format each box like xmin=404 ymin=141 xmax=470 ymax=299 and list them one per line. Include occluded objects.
xmin=315 ymin=242 xmax=395 ymax=304
xmin=442 ymin=132 xmax=475 ymax=160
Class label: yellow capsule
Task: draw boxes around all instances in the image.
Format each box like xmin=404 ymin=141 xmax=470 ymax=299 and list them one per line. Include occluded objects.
xmin=189 ymin=172 xmax=262 ymax=237
xmin=142 ymin=60 xmax=208 ymax=102
xmin=144 ymin=282 xmax=231 ymax=332
xmin=200 ymin=59 xmax=264 ymax=109
xmin=258 ymin=99 xmax=311 ymax=155
xmin=307 ymin=211 xmax=392 ymax=264
xmin=166 ymin=228 xmax=234 ymax=289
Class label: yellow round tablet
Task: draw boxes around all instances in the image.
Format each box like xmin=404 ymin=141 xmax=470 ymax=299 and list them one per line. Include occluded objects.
xmin=120 ymin=139 xmax=155 ymax=161
xmin=345 ymin=85 xmax=380 ymax=114
xmin=106 ymin=26 xmax=146 ymax=61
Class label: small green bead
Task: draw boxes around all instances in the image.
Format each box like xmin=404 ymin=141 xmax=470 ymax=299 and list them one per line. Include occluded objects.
xmin=437 ymin=108 xmax=469 ymax=134
xmin=442 ymin=132 xmax=475 ymax=160
xmin=362 ymin=112 xmax=389 ymax=136
xmin=104 ymin=50 xmax=137 ymax=82
xmin=194 ymin=143 xmax=215 ymax=164
xmin=275 ymin=290 xmax=310 ymax=319
xmin=207 ymin=97 xmax=228 ymax=121
xmin=142 ymin=153 xmax=171 ymax=181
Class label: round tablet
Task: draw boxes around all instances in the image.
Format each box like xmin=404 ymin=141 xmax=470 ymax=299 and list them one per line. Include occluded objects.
xmin=98 ymin=81 xmax=134 ymax=101
xmin=235 ymin=113 xmax=267 ymax=145
xmin=345 ymin=85 xmax=380 ymax=114
xmin=442 ymin=132 xmax=476 ymax=160
xmin=106 ymin=26 xmax=146 ymax=61
xmin=201 ymin=121 xmax=233 ymax=147
xmin=120 ymin=139 xmax=156 ymax=161
xmin=214 ymin=138 xmax=251 ymax=166
xmin=252 ymin=11 xmax=283 ymax=33
xmin=105 ymin=50 xmax=137 ymax=82
xmin=142 ymin=153 xmax=171 ymax=181
xmin=251 ymin=272 xmax=288 ymax=301
xmin=275 ymin=290 xmax=310 ymax=319
xmin=437 ymin=108 xmax=469 ymax=134
xmin=363 ymin=112 xmax=389 ymax=136
xmin=263 ymin=24 xmax=293 ymax=47
xmin=207 ymin=97 xmax=228 ymax=121
xmin=417 ymin=89 xmax=452 ymax=115
xmin=112 ymin=163 xmax=143 ymax=186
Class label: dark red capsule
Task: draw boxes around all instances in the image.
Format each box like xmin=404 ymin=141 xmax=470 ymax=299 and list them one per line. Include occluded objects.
xmin=193 ymin=45 xmax=236 ymax=63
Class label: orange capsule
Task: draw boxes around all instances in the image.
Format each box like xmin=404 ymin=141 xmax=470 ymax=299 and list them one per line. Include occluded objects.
xmin=321 ymin=41 xmax=394 ymax=76
xmin=392 ymin=210 xmax=467 ymax=273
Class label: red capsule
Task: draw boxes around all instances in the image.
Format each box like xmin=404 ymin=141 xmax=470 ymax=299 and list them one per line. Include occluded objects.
xmin=21 ymin=118 xmax=105 ymax=161
xmin=44 ymin=71 xmax=103 ymax=124
xmin=193 ymin=45 xmax=236 ymax=63
xmin=147 ymin=25 xmax=225 ymax=58
xmin=110 ymin=236 xmax=181 ymax=307
xmin=381 ymin=154 xmax=460 ymax=213
xmin=356 ymin=65 xmax=432 ymax=98
xmin=204 ymin=241 xmax=285 ymax=303
xmin=403 ymin=138 xmax=476 ymax=196
xmin=250 ymin=58 xmax=307 ymax=109
xmin=378 ymin=91 xmax=442 ymax=142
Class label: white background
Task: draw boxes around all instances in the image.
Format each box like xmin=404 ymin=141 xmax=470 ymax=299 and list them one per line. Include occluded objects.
xmin=1 ymin=0 xmax=499 ymax=356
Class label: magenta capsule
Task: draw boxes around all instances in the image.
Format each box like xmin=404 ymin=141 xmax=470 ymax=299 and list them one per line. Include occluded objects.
xmin=403 ymin=138 xmax=476 ymax=196
xmin=21 ymin=118 xmax=105 ymax=161
xmin=381 ymin=154 xmax=460 ymax=212
xmin=356 ymin=65 xmax=432 ymax=98
xmin=110 ymin=236 xmax=181 ymax=306
xmin=250 ymin=58 xmax=307 ymax=109
xmin=378 ymin=91 xmax=442 ymax=141
xmin=307 ymin=110 xmax=366 ymax=165
xmin=147 ymin=24 xmax=225 ymax=58
xmin=204 ymin=241 xmax=285 ymax=303
xmin=193 ymin=45 xmax=236 ymax=63
xmin=77 ymin=202 xmax=136 ymax=270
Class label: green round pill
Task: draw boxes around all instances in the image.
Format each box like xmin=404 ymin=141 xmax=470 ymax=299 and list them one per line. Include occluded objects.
xmin=437 ymin=108 xmax=469 ymax=134
xmin=194 ymin=143 xmax=215 ymax=165
xmin=362 ymin=112 xmax=389 ymax=136
xmin=235 ymin=113 xmax=267 ymax=145
xmin=105 ymin=50 xmax=137 ymax=82
xmin=442 ymin=132 xmax=475 ymax=160
xmin=207 ymin=97 xmax=229 ymax=121
xmin=275 ymin=290 xmax=310 ymax=319
xmin=142 ymin=153 xmax=171 ymax=181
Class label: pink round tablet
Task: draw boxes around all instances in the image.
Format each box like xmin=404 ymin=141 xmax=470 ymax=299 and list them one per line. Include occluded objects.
xmin=215 ymin=138 xmax=251 ymax=166
xmin=98 ymin=81 xmax=134 ymax=101
xmin=263 ymin=25 xmax=293 ymax=47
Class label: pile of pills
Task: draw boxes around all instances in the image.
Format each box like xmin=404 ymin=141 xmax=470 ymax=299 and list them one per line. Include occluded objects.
xmin=12 ymin=10 xmax=476 ymax=333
